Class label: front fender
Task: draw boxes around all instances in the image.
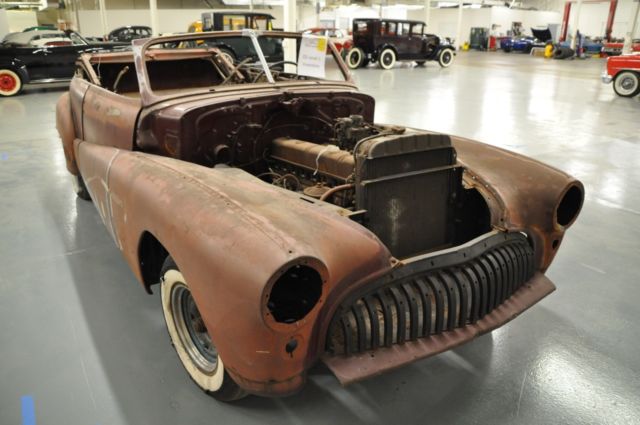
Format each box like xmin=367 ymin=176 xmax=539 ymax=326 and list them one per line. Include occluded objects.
xmin=0 ymin=57 xmax=29 ymax=83
xmin=451 ymin=136 xmax=584 ymax=271
xmin=74 ymin=140 xmax=393 ymax=396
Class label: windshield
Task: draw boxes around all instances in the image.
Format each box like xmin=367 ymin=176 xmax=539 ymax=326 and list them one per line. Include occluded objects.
xmin=140 ymin=31 xmax=349 ymax=99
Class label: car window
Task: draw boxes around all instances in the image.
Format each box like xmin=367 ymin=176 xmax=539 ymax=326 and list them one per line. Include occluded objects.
xmin=223 ymin=15 xmax=247 ymax=31
xmin=398 ymin=23 xmax=410 ymax=36
xmin=412 ymin=24 xmax=423 ymax=36
xmin=252 ymin=16 xmax=270 ymax=30
xmin=386 ymin=22 xmax=397 ymax=36
xmin=355 ymin=22 xmax=369 ymax=35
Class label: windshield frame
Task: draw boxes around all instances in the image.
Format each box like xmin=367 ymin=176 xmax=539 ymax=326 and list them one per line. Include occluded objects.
xmin=132 ymin=30 xmax=353 ymax=106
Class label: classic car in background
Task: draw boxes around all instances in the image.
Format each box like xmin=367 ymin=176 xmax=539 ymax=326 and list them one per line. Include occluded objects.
xmin=602 ymin=53 xmax=640 ymax=97
xmin=107 ymin=25 xmax=152 ymax=42
xmin=500 ymin=27 xmax=552 ymax=53
xmin=199 ymin=12 xmax=279 ymax=63
xmin=302 ymin=27 xmax=352 ymax=53
xmin=0 ymin=30 xmax=129 ymax=96
xmin=56 ymin=30 xmax=583 ymax=401
xmin=601 ymin=39 xmax=640 ymax=56
xmin=346 ymin=18 xmax=455 ymax=69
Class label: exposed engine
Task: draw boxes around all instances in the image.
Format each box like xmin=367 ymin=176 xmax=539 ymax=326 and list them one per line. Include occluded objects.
xmin=262 ymin=114 xmax=491 ymax=259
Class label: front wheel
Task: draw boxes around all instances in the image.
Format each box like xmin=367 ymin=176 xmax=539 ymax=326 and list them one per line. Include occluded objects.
xmin=346 ymin=47 xmax=365 ymax=69
xmin=613 ymin=71 xmax=640 ymax=97
xmin=73 ymin=174 xmax=91 ymax=201
xmin=379 ymin=48 xmax=396 ymax=70
xmin=160 ymin=257 xmax=247 ymax=401
xmin=438 ymin=49 xmax=454 ymax=67
xmin=0 ymin=69 xmax=23 ymax=97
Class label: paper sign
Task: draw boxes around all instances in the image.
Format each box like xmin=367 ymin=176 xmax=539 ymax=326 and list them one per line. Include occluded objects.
xmin=298 ymin=34 xmax=328 ymax=79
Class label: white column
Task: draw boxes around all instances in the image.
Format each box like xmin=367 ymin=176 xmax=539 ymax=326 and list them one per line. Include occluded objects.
xmin=284 ymin=0 xmax=296 ymax=32
xmin=570 ymin=0 xmax=583 ymax=50
xmin=250 ymin=0 xmax=254 ymax=12
xmin=149 ymin=0 xmax=160 ymax=36
xmin=97 ymin=0 xmax=108 ymax=38
xmin=455 ymin=0 xmax=463 ymax=50
xmin=424 ymin=0 xmax=431 ymax=29
xmin=623 ymin=0 xmax=640 ymax=53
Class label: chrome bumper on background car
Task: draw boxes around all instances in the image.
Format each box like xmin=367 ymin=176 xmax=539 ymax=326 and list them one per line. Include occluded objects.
xmin=323 ymin=231 xmax=555 ymax=384
xmin=602 ymin=71 xmax=613 ymax=83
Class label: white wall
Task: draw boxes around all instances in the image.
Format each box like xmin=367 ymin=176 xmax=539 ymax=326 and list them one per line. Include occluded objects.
xmin=3 ymin=11 xmax=39 ymax=34
xmin=78 ymin=7 xmax=284 ymax=37
xmin=0 ymin=10 xmax=10 ymax=40
xmin=408 ymin=7 xmax=561 ymax=44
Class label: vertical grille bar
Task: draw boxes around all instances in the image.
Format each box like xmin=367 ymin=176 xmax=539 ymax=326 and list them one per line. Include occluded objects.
xmin=415 ymin=278 xmax=432 ymax=336
xmin=401 ymin=283 xmax=420 ymax=341
xmin=388 ymin=286 xmax=407 ymax=344
xmin=377 ymin=291 xmax=394 ymax=347
xmin=363 ymin=295 xmax=381 ymax=350
xmin=426 ymin=276 xmax=445 ymax=333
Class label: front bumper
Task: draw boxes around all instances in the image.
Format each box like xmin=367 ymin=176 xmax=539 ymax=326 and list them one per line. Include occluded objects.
xmin=322 ymin=231 xmax=555 ymax=385
xmin=602 ymin=71 xmax=613 ymax=84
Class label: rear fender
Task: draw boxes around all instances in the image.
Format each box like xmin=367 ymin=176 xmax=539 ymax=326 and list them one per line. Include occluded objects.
xmin=73 ymin=139 xmax=393 ymax=395
xmin=56 ymin=93 xmax=78 ymax=174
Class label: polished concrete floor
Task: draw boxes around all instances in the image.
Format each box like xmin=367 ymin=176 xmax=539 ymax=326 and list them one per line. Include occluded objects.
xmin=1 ymin=51 xmax=638 ymax=425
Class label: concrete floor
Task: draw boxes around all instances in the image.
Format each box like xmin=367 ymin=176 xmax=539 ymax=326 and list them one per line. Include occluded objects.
xmin=1 ymin=51 xmax=639 ymax=425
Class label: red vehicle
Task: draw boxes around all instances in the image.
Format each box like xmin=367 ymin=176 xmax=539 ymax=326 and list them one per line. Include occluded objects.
xmin=302 ymin=27 xmax=352 ymax=53
xmin=601 ymin=39 xmax=640 ymax=56
xmin=602 ymin=53 xmax=640 ymax=97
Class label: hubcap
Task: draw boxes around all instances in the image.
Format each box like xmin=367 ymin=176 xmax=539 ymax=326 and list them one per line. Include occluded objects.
xmin=350 ymin=51 xmax=360 ymax=66
xmin=443 ymin=52 xmax=451 ymax=63
xmin=0 ymin=73 xmax=16 ymax=92
xmin=621 ymin=77 xmax=634 ymax=90
xmin=171 ymin=283 xmax=218 ymax=373
xmin=383 ymin=53 xmax=392 ymax=66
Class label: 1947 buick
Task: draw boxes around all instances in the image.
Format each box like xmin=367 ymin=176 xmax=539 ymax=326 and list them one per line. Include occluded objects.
xmin=56 ymin=30 xmax=584 ymax=401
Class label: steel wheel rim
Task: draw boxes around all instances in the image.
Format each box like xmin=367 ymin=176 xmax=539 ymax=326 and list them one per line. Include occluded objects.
xmin=349 ymin=50 xmax=360 ymax=66
xmin=620 ymin=77 xmax=635 ymax=92
xmin=171 ymin=283 xmax=218 ymax=373
xmin=382 ymin=52 xmax=393 ymax=66
xmin=442 ymin=51 xmax=451 ymax=64
xmin=0 ymin=73 xmax=16 ymax=92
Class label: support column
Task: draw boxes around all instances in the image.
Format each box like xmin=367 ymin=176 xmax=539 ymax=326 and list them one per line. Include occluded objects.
xmin=149 ymin=0 xmax=159 ymax=36
xmin=624 ymin=0 xmax=640 ymax=53
xmin=284 ymin=0 xmax=296 ymax=32
xmin=569 ymin=0 xmax=583 ymax=50
xmin=424 ymin=0 xmax=431 ymax=29
xmin=97 ymin=0 xmax=108 ymax=39
xmin=455 ymin=0 xmax=463 ymax=50
xmin=250 ymin=0 xmax=254 ymax=12
xmin=605 ymin=0 xmax=618 ymax=41
xmin=560 ymin=2 xmax=571 ymax=42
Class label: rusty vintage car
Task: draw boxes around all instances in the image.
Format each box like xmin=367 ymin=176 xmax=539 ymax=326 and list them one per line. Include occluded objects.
xmin=56 ymin=30 xmax=584 ymax=401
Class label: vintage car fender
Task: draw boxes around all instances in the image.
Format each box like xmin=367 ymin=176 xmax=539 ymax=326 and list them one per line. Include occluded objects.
xmin=73 ymin=139 xmax=395 ymax=396
xmin=0 ymin=57 xmax=29 ymax=83
xmin=56 ymin=93 xmax=78 ymax=175
xmin=451 ymin=136 xmax=584 ymax=272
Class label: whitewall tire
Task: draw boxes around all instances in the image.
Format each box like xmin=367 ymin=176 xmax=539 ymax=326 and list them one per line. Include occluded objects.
xmin=160 ymin=257 xmax=246 ymax=401
xmin=379 ymin=48 xmax=396 ymax=70
xmin=438 ymin=49 xmax=454 ymax=68
xmin=613 ymin=71 xmax=640 ymax=97
xmin=0 ymin=69 xmax=22 ymax=97
xmin=346 ymin=47 xmax=365 ymax=69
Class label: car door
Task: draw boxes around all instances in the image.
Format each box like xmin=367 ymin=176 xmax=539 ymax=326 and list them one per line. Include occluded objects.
xmin=408 ymin=24 xmax=426 ymax=57
xmin=16 ymin=46 xmax=53 ymax=80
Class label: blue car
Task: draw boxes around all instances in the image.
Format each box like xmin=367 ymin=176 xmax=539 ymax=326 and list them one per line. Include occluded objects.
xmin=501 ymin=28 xmax=552 ymax=53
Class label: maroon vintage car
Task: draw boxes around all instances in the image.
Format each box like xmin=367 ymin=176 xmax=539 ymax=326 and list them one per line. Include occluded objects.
xmin=602 ymin=52 xmax=640 ymax=97
xmin=56 ymin=31 xmax=583 ymax=401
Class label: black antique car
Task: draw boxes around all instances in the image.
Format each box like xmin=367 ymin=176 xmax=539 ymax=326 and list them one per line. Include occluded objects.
xmin=0 ymin=30 xmax=128 ymax=96
xmin=199 ymin=11 xmax=281 ymax=63
xmin=346 ymin=19 xmax=455 ymax=70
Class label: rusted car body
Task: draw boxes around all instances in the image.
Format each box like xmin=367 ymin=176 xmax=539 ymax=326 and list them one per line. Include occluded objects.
xmin=56 ymin=30 xmax=584 ymax=400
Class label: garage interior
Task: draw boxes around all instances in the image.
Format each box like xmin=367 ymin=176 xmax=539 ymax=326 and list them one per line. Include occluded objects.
xmin=1 ymin=0 xmax=639 ymax=424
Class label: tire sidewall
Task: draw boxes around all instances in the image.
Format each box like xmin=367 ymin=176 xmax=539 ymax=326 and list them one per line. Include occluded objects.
xmin=0 ymin=69 xmax=22 ymax=97
xmin=161 ymin=267 xmax=225 ymax=392
xmin=346 ymin=48 xmax=363 ymax=69
xmin=438 ymin=49 xmax=454 ymax=67
xmin=379 ymin=48 xmax=396 ymax=70
xmin=613 ymin=72 xmax=640 ymax=97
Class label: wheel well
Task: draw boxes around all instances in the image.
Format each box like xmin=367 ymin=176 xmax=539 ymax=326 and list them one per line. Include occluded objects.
xmin=138 ymin=231 xmax=169 ymax=294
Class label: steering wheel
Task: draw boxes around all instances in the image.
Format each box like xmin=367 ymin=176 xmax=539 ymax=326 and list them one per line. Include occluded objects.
xmin=252 ymin=60 xmax=298 ymax=83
